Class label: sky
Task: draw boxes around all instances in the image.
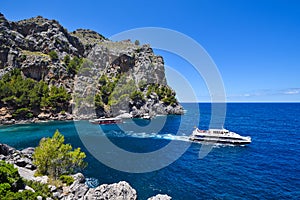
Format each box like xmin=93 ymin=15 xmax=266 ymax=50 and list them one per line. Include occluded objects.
xmin=1 ymin=0 xmax=300 ymax=102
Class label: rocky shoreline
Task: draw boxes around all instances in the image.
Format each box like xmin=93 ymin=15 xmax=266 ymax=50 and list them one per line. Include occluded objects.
xmin=0 ymin=143 xmax=172 ymax=200
xmin=0 ymin=109 xmax=183 ymax=126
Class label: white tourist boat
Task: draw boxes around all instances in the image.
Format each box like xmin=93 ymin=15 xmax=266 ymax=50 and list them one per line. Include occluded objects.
xmin=190 ymin=128 xmax=251 ymax=145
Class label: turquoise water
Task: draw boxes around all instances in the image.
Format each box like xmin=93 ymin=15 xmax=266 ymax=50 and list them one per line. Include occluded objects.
xmin=0 ymin=103 xmax=299 ymax=199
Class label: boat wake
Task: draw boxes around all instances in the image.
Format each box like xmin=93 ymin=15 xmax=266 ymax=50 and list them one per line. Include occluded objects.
xmin=106 ymin=130 xmax=191 ymax=143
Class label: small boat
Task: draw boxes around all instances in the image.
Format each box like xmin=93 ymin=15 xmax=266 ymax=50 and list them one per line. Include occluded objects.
xmin=141 ymin=115 xmax=152 ymax=120
xmin=89 ymin=117 xmax=123 ymax=125
xmin=190 ymin=128 xmax=251 ymax=145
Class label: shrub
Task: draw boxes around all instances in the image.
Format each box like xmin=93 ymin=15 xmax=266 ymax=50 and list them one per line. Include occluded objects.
xmin=0 ymin=161 xmax=44 ymax=199
xmin=67 ymin=56 xmax=83 ymax=74
xmin=23 ymin=180 xmax=52 ymax=197
xmin=18 ymin=54 xmax=27 ymax=62
xmin=12 ymin=108 xmax=32 ymax=119
xmin=130 ymin=90 xmax=144 ymax=101
xmin=162 ymin=96 xmax=177 ymax=105
xmin=0 ymin=183 xmax=11 ymax=197
xmin=41 ymin=86 xmax=71 ymax=113
xmin=2 ymin=190 xmax=38 ymax=200
xmin=63 ymin=55 xmax=70 ymax=65
xmin=0 ymin=161 xmax=20 ymax=185
xmin=134 ymin=40 xmax=140 ymax=46
xmin=59 ymin=175 xmax=74 ymax=186
xmin=49 ymin=50 xmax=58 ymax=61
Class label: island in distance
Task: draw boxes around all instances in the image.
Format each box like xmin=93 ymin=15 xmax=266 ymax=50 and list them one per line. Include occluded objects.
xmin=0 ymin=13 xmax=183 ymax=125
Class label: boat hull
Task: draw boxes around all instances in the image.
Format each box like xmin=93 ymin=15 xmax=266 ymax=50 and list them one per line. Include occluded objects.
xmin=189 ymin=137 xmax=251 ymax=145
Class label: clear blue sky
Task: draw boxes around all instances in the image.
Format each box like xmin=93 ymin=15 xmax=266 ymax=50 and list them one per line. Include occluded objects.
xmin=1 ymin=0 xmax=300 ymax=102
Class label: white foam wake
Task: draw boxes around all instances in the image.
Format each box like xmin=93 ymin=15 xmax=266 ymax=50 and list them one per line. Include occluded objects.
xmin=108 ymin=130 xmax=191 ymax=143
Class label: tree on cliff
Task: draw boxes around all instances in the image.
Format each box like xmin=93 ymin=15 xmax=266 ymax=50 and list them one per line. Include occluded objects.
xmin=33 ymin=130 xmax=87 ymax=179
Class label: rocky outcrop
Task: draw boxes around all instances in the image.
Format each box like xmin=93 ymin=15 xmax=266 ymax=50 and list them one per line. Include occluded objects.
xmin=0 ymin=12 xmax=183 ymax=123
xmin=0 ymin=144 xmax=36 ymax=170
xmin=0 ymin=143 xmax=172 ymax=199
xmin=148 ymin=194 xmax=172 ymax=200
xmin=82 ymin=181 xmax=137 ymax=200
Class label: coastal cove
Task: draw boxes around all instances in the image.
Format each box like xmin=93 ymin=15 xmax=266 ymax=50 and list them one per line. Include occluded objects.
xmin=0 ymin=103 xmax=300 ymax=199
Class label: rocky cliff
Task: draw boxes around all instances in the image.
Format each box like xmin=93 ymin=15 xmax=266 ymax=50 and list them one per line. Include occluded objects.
xmin=0 ymin=13 xmax=183 ymax=123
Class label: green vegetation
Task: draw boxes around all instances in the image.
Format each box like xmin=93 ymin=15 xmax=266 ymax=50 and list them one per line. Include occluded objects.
xmin=95 ymin=74 xmax=118 ymax=107
xmin=0 ymin=161 xmax=22 ymax=188
xmin=0 ymin=69 xmax=71 ymax=118
xmin=17 ymin=54 xmax=27 ymax=62
xmin=94 ymin=74 xmax=178 ymax=116
xmin=41 ymin=86 xmax=71 ymax=112
xmin=94 ymin=74 xmax=139 ymax=111
xmin=24 ymin=179 xmax=52 ymax=198
xmin=48 ymin=50 xmax=58 ymax=61
xmin=63 ymin=55 xmax=70 ymax=66
xmin=109 ymin=78 xmax=136 ymax=106
xmin=33 ymin=130 xmax=87 ymax=180
xmin=59 ymin=175 xmax=74 ymax=186
xmin=146 ymin=83 xmax=177 ymax=106
xmin=0 ymin=161 xmax=51 ymax=199
xmin=130 ymin=90 xmax=144 ymax=102
xmin=66 ymin=56 xmax=83 ymax=75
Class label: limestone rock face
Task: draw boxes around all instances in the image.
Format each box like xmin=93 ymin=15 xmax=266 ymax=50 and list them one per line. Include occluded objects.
xmin=0 ymin=12 xmax=183 ymax=121
xmin=87 ymin=42 xmax=167 ymax=85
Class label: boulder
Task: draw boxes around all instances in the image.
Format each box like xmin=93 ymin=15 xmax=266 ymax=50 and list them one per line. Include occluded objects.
xmin=34 ymin=175 xmax=49 ymax=184
xmin=0 ymin=143 xmax=16 ymax=156
xmin=72 ymin=172 xmax=85 ymax=183
xmin=16 ymin=165 xmax=35 ymax=181
xmin=21 ymin=147 xmax=35 ymax=156
xmin=84 ymin=181 xmax=137 ymax=200
xmin=38 ymin=112 xmax=51 ymax=120
xmin=64 ymin=179 xmax=89 ymax=200
xmin=25 ymin=185 xmax=35 ymax=193
xmin=148 ymin=194 xmax=172 ymax=200
xmin=25 ymin=163 xmax=36 ymax=170
xmin=52 ymin=191 xmax=61 ymax=198
xmin=48 ymin=185 xmax=57 ymax=192
xmin=117 ymin=112 xmax=133 ymax=119
xmin=36 ymin=196 xmax=43 ymax=200
xmin=15 ymin=158 xmax=28 ymax=167
xmin=0 ymin=107 xmax=9 ymax=115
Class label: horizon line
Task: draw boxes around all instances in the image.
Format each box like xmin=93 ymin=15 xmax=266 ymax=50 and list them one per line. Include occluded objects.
xmin=179 ymin=101 xmax=300 ymax=103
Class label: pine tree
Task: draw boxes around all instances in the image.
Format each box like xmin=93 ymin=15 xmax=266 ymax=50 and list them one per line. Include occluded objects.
xmin=33 ymin=130 xmax=87 ymax=179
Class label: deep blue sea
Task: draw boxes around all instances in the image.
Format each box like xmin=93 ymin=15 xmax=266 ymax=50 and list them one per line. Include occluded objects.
xmin=0 ymin=103 xmax=299 ymax=199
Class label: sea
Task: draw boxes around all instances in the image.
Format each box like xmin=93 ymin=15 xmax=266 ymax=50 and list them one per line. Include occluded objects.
xmin=0 ymin=103 xmax=299 ymax=199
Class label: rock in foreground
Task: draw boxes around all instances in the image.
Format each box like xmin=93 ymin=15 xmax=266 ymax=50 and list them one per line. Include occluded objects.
xmin=83 ymin=181 xmax=137 ymax=200
xmin=148 ymin=194 xmax=172 ymax=200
